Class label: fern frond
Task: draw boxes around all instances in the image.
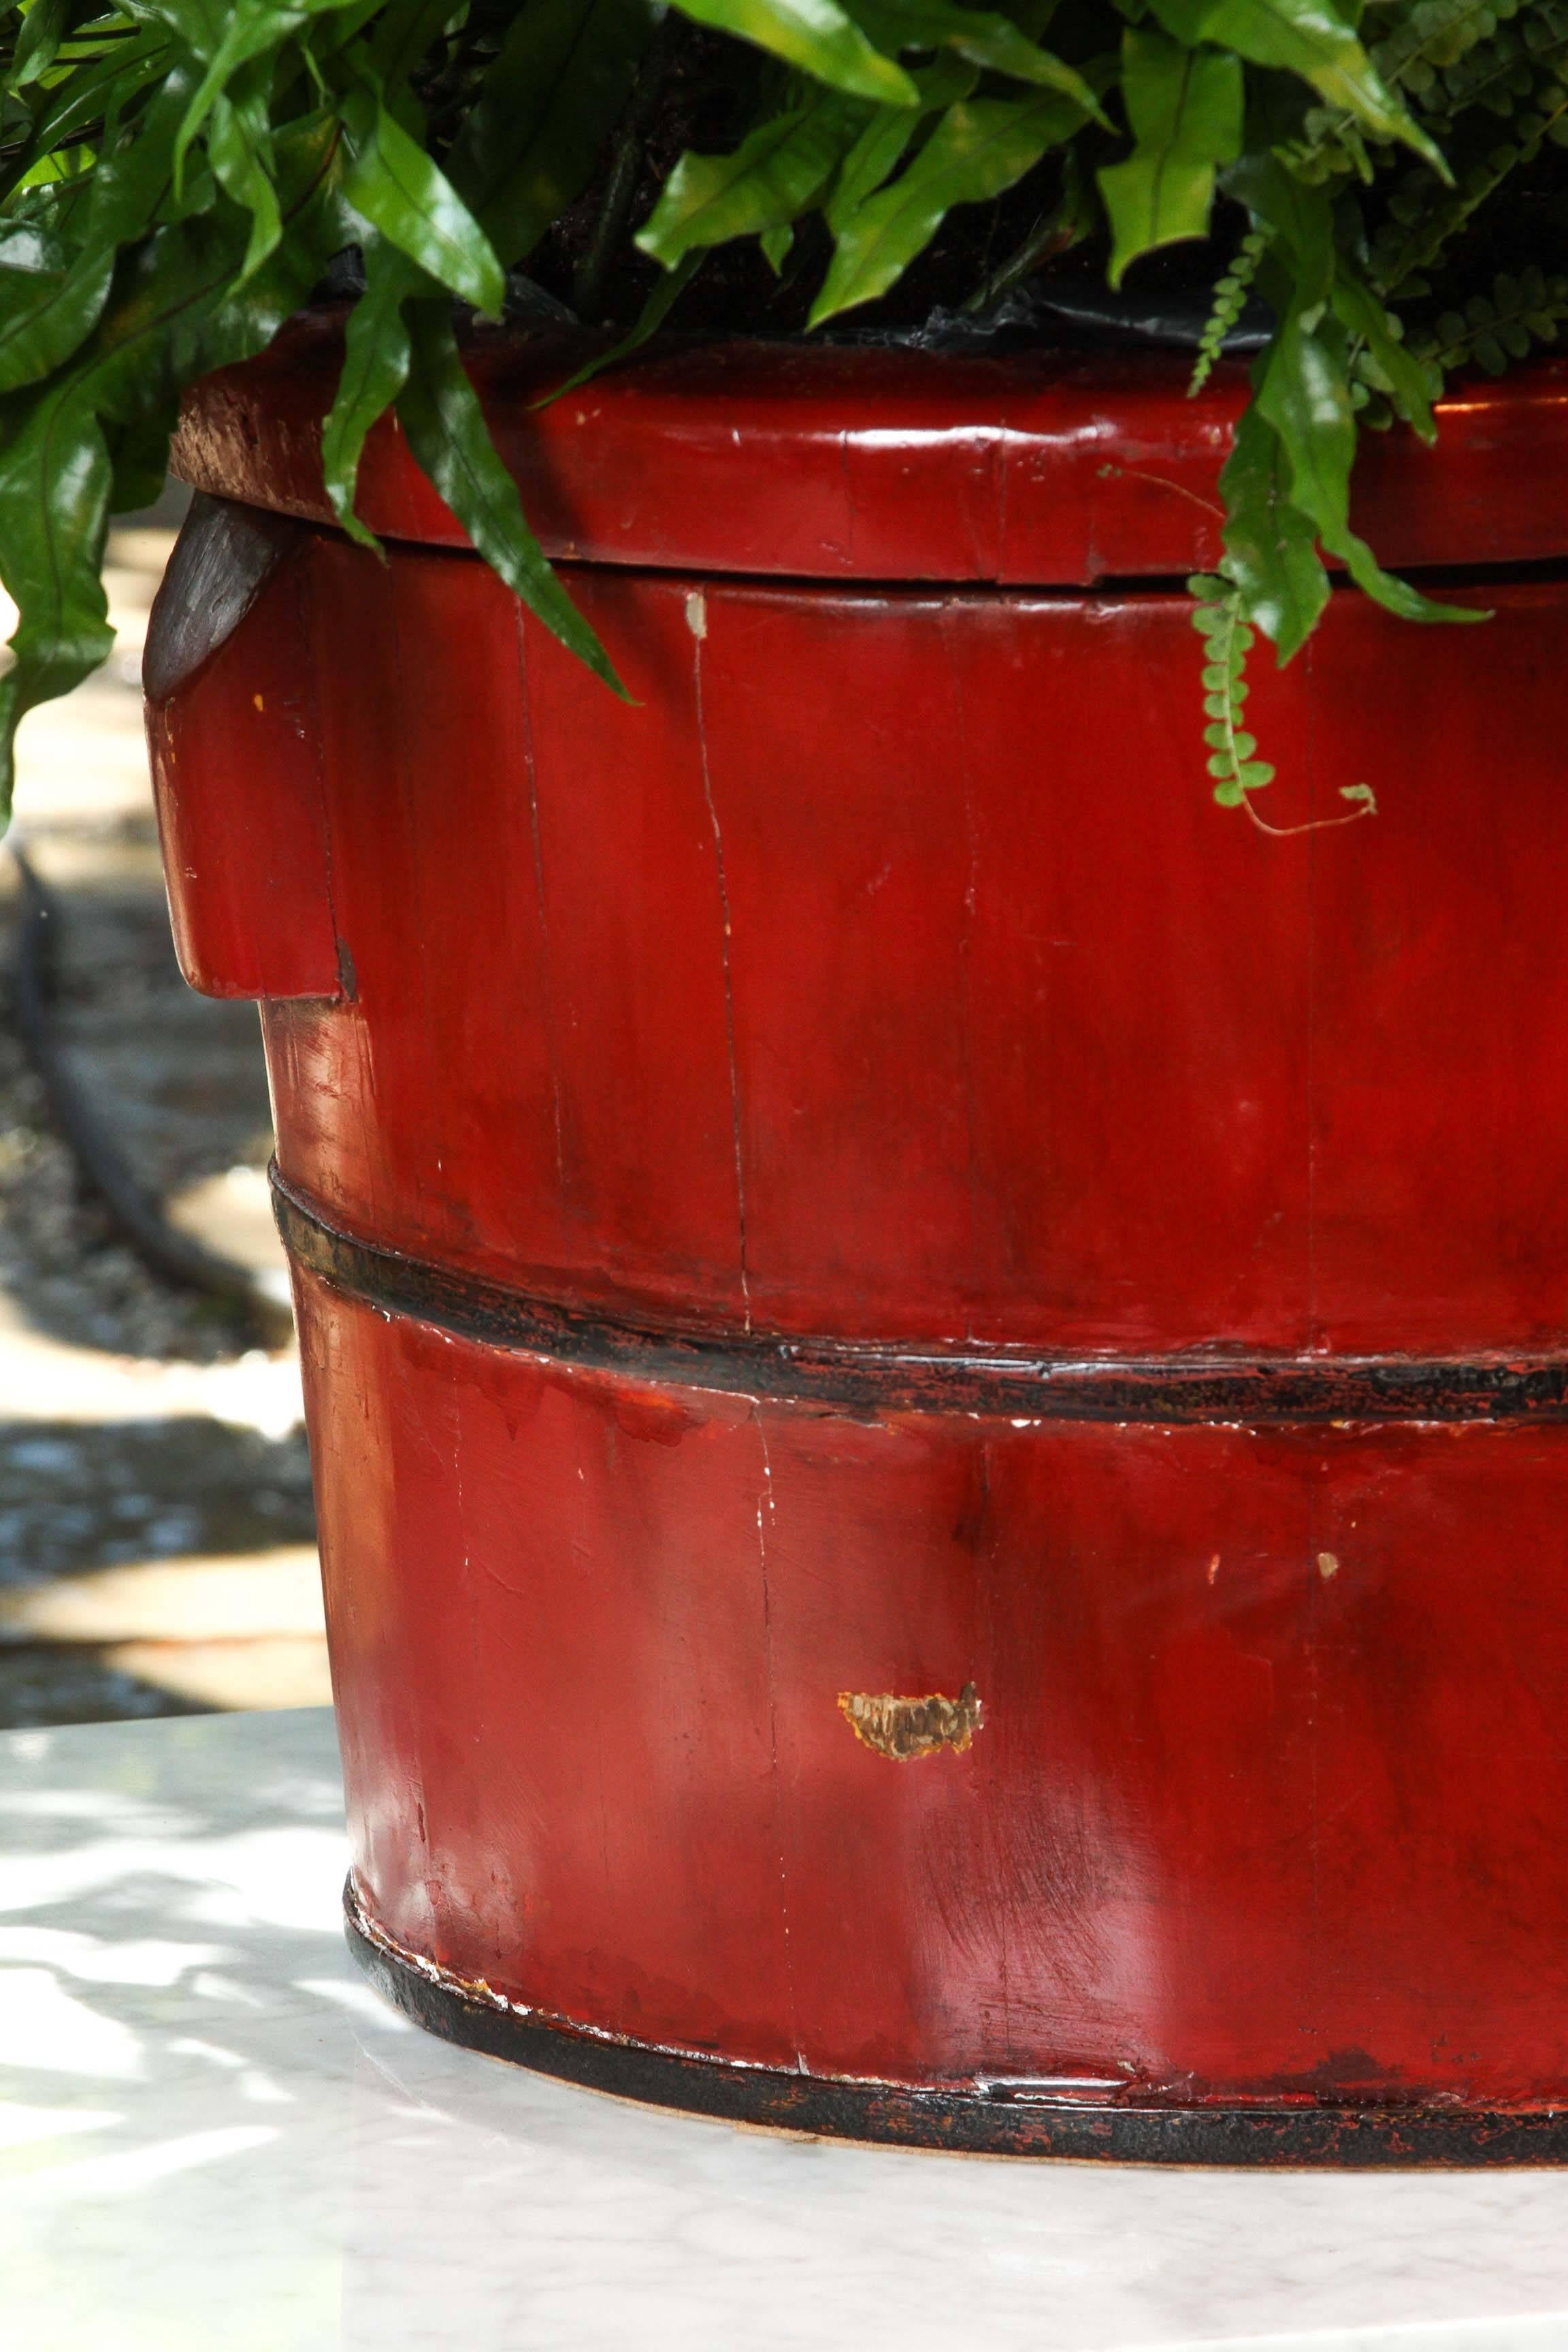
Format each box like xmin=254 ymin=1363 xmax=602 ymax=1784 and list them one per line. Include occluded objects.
xmin=1188 ymin=228 xmax=1270 ymax=398
xmin=1282 ymin=0 xmax=1525 ymax=182
xmin=1417 ymin=0 xmax=1568 ymax=131
xmin=1410 ymin=265 xmax=1568 ymax=378
xmin=1188 ymin=574 xmax=1275 ymax=811
xmin=1189 ymin=573 xmax=1377 ymax=837
xmin=1372 ymin=0 xmax=1523 ymax=99
xmin=1372 ymin=65 xmax=1568 ymax=293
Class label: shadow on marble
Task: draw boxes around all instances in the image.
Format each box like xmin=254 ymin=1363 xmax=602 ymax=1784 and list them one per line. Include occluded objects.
xmin=3 ymin=1710 xmax=1568 ymax=2352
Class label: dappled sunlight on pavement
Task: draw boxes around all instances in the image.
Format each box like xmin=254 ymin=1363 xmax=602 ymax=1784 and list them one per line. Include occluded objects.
xmin=0 ymin=504 xmax=327 ymax=1725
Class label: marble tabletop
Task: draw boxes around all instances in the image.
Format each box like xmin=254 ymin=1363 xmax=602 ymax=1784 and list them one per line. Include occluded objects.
xmin=3 ymin=1709 xmax=1568 ymax=2352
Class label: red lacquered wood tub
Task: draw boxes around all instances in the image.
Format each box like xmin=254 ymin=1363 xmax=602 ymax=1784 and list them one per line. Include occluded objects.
xmin=146 ymin=314 xmax=1568 ymax=2161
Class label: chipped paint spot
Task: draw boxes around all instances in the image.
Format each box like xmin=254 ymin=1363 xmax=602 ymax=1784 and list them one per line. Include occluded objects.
xmin=1207 ymin=1552 xmax=1220 ymax=1584
xmin=1318 ymin=1550 xmax=1339 ymax=1580
xmin=838 ymin=1682 xmax=982 ymax=1761
xmin=252 ymin=693 xmax=265 ymax=711
xmin=685 ymin=589 xmax=707 ymax=640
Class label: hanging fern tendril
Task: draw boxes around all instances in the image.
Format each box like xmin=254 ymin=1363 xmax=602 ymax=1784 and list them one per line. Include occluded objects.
xmin=1188 ymin=575 xmax=1379 ymax=837
xmin=1190 ymin=574 xmax=1274 ymax=808
xmin=1189 ymin=229 xmax=1271 ymax=399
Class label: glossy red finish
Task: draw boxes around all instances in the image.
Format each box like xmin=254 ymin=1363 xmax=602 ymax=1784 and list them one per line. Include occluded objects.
xmin=146 ymin=536 xmax=341 ymax=1000
xmin=169 ymin=542 xmax=1568 ymax=1358
xmin=301 ymin=1271 xmax=1568 ymax=2106
xmin=150 ymin=331 xmax=1568 ymax=2132
xmin=172 ymin=309 xmax=1568 ymax=585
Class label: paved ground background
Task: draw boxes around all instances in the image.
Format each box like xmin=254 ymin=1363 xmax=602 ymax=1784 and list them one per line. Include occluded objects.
xmin=0 ymin=491 xmax=329 ymax=1727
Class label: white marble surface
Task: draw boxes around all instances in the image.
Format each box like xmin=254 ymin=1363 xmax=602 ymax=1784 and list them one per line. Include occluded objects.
xmin=3 ymin=1710 xmax=1568 ymax=2351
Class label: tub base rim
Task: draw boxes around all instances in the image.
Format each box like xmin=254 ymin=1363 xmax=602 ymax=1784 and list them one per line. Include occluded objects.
xmin=342 ymin=1884 xmax=1568 ymax=2168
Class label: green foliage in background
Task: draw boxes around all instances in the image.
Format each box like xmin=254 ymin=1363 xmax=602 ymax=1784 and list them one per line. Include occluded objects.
xmin=0 ymin=0 xmax=1565 ymax=821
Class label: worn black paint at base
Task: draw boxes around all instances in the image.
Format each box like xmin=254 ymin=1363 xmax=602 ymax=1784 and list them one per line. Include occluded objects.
xmin=344 ymin=1893 xmax=1568 ymax=2168
xmin=277 ymin=1173 xmax=1568 ymax=1425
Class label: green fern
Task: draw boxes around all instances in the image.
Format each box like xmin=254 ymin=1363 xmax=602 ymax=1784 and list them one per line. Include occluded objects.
xmin=1188 ymin=573 xmax=1379 ymax=832
xmin=1416 ymin=0 xmax=1568 ymax=131
xmin=1411 ymin=265 xmax=1568 ymax=377
xmin=1189 ymin=228 xmax=1270 ymax=397
xmin=1373 ymin=0 xmax=1524 ymax=99
xmin=1189 ymin=574 xmax=1275 ymax=811
xmin=1284 ymin=0 xmax=1523 ymax=182
xmin=1373 ymin=84 xmax=1568 ymax=292
xmin=0 ymin=0 xmax=1555 ymax=830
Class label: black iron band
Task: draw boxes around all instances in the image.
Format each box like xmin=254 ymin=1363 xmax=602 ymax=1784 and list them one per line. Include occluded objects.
xmin=274 ymin=1171 xmax=1568 ymax=1424
xmin=343 ymin=1891 xmax=1568 ymax=2168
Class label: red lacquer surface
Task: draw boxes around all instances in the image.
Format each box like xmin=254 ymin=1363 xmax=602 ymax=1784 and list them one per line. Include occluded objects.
xmin=172 ymin=310 xmax=1568 ymax=586
xmin=147 ymin=544 xmax=340 ymax=1000
xmin=301 ymin=1273 xmax=1568 ymax=2102
xmin=148 ymin=331 xmax=1568 ymax=2117
xmin=167 ymin=536 xmax=1568 ymax=1357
